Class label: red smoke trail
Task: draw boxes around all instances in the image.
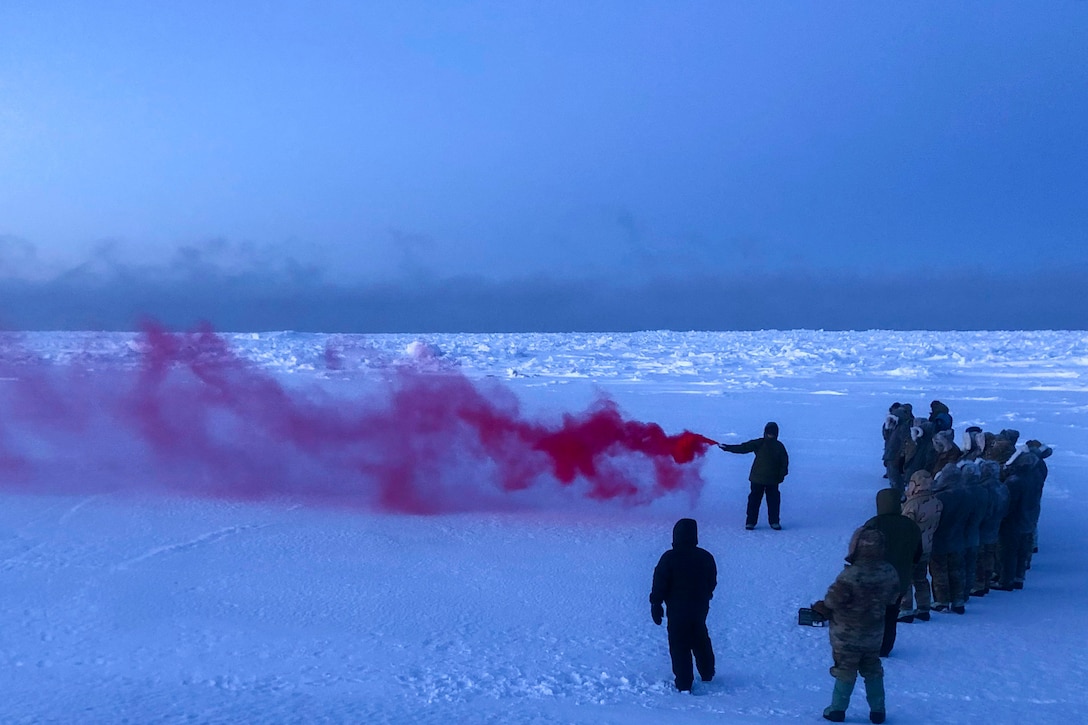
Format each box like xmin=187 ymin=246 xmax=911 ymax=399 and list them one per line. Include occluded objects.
xmin=0 ymin=324 xmax=718 ymax=513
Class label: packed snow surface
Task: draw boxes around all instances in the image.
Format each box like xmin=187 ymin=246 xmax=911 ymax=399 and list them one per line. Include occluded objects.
xmin=1 ymin=330 xmax=1086 ymax=723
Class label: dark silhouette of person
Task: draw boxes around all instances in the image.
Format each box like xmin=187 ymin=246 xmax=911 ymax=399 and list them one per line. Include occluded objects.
xmin=719 ymin=421 xmax=790 ymax=529
xmin=649 ymin=518 xmax=717 ymax=692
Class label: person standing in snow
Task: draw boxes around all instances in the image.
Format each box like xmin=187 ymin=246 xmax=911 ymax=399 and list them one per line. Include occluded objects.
xmin=900 ymin=470 xmax=943 ymax=622
xmin=929 ymin=463 xmax=969 ymax=614
xmin=718 ymin=421 xmax=790 ymax=530
xmin=973 ymin=459 xmax=1008 ymax=596
xmin=861 ymin=489 xmax=922 ymax=656
xmin=901 ymin=417 xmax=937 ymax=487
xmin=649 ymin=518 xmax=717 ymax=693
xmin=995 ymin=444 xmax=1043 ymax=591
xmin=810 ymin=527 xmax=900 ymax=724
xmin=882 ymin=404 xmax=914 ymax=493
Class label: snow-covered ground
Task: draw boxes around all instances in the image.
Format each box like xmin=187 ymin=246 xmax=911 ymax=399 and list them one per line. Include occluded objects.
xmin=1 ymin=329 xmax=1086 ymax=723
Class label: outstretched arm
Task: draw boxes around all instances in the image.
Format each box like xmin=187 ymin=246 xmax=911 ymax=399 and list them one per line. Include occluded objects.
xmin=719 ymin=438 xmax=761 ymax=454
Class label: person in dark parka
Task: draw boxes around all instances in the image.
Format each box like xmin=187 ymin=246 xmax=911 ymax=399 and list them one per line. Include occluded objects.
xmin=719 ymin=421 xmax=790 ymax=530
xmin=862 ymin=489 xmax=922 ymax=657
xmin=882 ymin=405 xmax=914 ymax=493
xmin=995 ymin=446 xmax=1043 ymax=590
xmin=649 ymin=518 xmax=717 ymax=692
xmin=929 ymin=462 xmax=969 ymax=613
xmin=929 ymin=400 xmax=953 ymax=433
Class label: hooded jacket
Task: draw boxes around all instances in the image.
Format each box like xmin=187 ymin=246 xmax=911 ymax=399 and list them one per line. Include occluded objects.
xmin=882 ymin=404 xmax=914 ymax=467
xmin=930 ymin=430 xmax=962 ymax=475
xmin=902 ymin=418 xmax=937 ymax=480
xmin=930 ymin=463 xmax=969 ymax=556
xmin=719 ymin=427 xmax=789 ymax=485
xmin=1001 ymin=447 xmax=1044 ymax=535
xmin=650 ymin=518 xmax=718 ymax=622
xmin=902 ymin=470 xmax=943 ymax=555
xmin=957 ymin=460 xmax=987 ymax=550
xmin=862 ymin=489 xmax=923 ymax=595
xmin=977 ymin=460 xmax=1009 ymax=545
xmin=821 ymin=528 xmax=900 ymax=653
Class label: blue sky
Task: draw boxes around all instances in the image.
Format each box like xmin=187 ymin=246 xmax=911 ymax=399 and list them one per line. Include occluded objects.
xmin=1 ymin=2 xmax=1086 ymax=330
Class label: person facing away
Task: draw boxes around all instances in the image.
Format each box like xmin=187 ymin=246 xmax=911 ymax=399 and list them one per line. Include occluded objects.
xmin=861 ymin=489 xmax=922 ymax=657
xmin=649 ymin=518 xmax=717 ymax=692
xmin=811 ymin=527 xmax=900 ymax=724
xmin=718 ymin=421 xmax=790 ymax=530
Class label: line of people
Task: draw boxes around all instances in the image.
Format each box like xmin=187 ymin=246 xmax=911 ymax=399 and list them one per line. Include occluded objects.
xmin=647 ymin=403 xmax=1052 ymax=723
xmin=882 ymin=400 xmax=1051 ymax=616
xmin=811 ymin=400 xmax=1053 ymax=723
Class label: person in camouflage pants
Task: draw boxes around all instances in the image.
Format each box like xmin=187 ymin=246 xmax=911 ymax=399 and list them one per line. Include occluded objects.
xmin=811 ymin=527 xmax=900 ymax=724
xmin=900 ymin=470 xmax=943 ymax=621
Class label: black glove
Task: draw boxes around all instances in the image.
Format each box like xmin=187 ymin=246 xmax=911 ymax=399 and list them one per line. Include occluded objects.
xmin=651 ymin=602 xmax=664 ymax=625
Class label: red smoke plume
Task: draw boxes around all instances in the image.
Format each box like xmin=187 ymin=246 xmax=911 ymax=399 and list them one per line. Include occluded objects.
xmin=0 ymin=324 xmax=717 ymax=513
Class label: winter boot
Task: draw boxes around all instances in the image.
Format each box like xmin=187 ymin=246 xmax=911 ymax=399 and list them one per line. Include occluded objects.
xmin=864 ymin=674 xmax=886 ymax=724
xmin=823 ymin=678 xmax=854 ymax=721
xmin=915 ymin=610 xmax=931 ymax=621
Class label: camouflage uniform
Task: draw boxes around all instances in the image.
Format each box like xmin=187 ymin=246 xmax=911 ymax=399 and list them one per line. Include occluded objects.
xmin=813 ymin=527 xmax=900 ymax=721
xmin=900 ymin=470 xmax=942 ymax=617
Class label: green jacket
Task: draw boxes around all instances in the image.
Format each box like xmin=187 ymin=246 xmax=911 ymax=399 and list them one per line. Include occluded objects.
xmin=861 ymin=488 xmax=923 ymax=595
xmin=720 ymin=436 xmax=789 ymax=485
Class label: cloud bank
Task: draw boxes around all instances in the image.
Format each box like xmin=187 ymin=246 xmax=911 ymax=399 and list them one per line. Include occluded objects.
xmin=0 ymin=239 xmax=1083 ymax=331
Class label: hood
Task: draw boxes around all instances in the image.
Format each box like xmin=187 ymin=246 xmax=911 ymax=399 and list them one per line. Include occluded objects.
xmin=894 ymin=405 xmax=913 ymax=425
xmin=978 ymin=459 xmax=1002 ymax=483
xmin=932 ymin=429 xmax=958 ymax=455
xmin=763 ymin=421 xmax=779 ymax=438
xmin=875 ymin=488 xmax=902 ymax=515
xmin=910 ymin=417 xmax=934 ymax=443
xmin=907 ymin=469 xmax=934 ymax=497
xmin=672 ymin=518 xmax=699 ymax=549
xmin=930 ymin=400 xmax=950 ymax=416
xmin=847 ymin=526 xmax=886 ymax=564
xmin=933 ymin=461 xmax=963 ymax=491
xmin=984 ymin=438 xmax=1015 ymax=464
xmin=957 ymin=459 xmax=981 ymax=486
xmin=1027 ymin=440 xmax=1053 ymax=460
xmin=1003 ymin=445 xmax=1039 ymax=472
xmin=998 ymin=429 xmax=1021 ymax=447
xmin=962 ymin=427 xmax=985 ymax=456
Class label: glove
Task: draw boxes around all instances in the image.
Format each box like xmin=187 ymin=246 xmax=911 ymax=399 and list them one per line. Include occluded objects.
xmin=811 ymin=600 xmax=832 ymax=619
xmin=651 ymin=602 xmax=664 ymax=626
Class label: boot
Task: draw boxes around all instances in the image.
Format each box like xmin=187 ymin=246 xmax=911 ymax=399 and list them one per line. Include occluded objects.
xmin=864 ymin=674 xmax=886 ymax=723
xmin=823 ymin=678 xmax=854 ymax=721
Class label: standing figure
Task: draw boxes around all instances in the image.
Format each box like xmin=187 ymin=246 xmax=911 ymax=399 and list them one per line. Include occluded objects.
xmin=973 ymin=459 xmax=1008 ymax=596
xmin=811 ymin=527 xmax=900 ymax=724
xmin=862 ymin=489 xmax=922 ymax=656
xmin=900 ymin=470 xmax=943 ymax=622
xmin=649 ymin=518 xmax=717 ymax=692
xmin=882 ymin=405 xmax=914 ymax=493
xmin=718 ymin=421 xmax=790 ymax=530
xmin=929 ymin=463 xmax=969 ymax=614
